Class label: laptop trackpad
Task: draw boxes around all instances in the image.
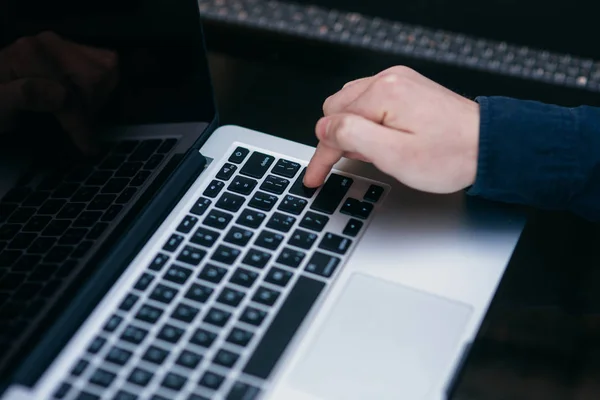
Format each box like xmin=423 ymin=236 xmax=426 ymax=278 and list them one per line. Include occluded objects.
xmin=289 ymin=273 xmax=473 ymax=400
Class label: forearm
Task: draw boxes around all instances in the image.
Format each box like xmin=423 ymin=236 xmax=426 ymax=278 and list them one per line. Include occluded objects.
xmin=468 ymin=96 xmax=600 ymax=220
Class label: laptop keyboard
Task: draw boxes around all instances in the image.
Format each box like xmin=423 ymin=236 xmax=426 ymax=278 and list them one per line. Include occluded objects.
xmin=0 ymin=138 xmax=177 ymax=354
xmin=51 ymin=144 xmax=385 ymax=400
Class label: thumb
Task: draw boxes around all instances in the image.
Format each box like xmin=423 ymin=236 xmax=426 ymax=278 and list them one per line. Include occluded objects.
xmin=315 ymin=113 xmax=409 ymax=171
xmin=0 ymin=78 xmax=66 ymax=125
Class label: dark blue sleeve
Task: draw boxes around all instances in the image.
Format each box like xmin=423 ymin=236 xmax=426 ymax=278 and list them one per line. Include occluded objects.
xmin=467 ymin=96 xmax=600 ymax=221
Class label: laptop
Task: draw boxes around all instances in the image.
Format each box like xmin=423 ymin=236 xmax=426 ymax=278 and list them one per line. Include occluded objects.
xmin=0 ymin=0 xmax=526 ymax=399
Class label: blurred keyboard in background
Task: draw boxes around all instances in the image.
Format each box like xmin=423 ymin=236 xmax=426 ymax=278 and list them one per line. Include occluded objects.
xmin=198 ymin=0 xmax=600 ymax=96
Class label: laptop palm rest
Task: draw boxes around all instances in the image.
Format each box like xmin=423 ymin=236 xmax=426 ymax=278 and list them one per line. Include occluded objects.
xmin=289 ymin=273 xmax=473 ymax=400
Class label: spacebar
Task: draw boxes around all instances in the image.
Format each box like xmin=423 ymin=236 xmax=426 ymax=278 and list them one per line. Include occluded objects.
xmin=243 ymin=276 xmax=325 ymax=379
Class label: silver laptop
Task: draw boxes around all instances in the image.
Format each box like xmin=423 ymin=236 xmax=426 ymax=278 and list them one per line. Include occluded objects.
xmin=0 ymin=0 xmax=526 ymax=399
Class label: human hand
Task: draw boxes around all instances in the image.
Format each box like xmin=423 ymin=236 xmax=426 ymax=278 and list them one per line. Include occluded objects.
xmin=304 ymin=66 xmax=480 ymax=194
xmin=0 ymin=31 xmax=118 ymax=154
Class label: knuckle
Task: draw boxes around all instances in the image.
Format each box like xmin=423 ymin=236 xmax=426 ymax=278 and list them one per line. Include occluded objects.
xmin=388 ymin=65 xmax=415 ymax=76
xmin=14 ymin=36 xmax=38 ymax=53
xmin=333 ymin=115 xmax=354 ymax=142
xmin=37 ymin=30 xmax=60 ymax=42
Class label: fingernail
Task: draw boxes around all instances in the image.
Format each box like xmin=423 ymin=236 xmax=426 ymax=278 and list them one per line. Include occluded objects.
xmin=316 ymin=117 xmax=330 ymax=139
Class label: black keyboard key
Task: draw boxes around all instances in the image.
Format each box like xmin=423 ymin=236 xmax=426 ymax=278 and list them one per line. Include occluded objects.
xmin=59 ymin=228 xmax=86 ymax=244
xmin=157 ymin=324 xmax=184 ymax=344
xmin=364 ymin=184 xmax=384 ymax=202
xmin=190 ymin=328 xmax=217 ymax=348
xmin=3 ymin=187 xmax=31 ymax=203
xmin=87 ymin=194 xmax=116 ymax=211
xmin=239 ymin=306 xmax=266 ymax=326
xmin=214 ymin=348 xmax=239 ymax=368
xmin=176 ymin=215 xmax=198 ymax=233
xmin=242 ymin=248 xmax=271 ymax=269
xmin=354 ymin=201 xmax=373 ymax=219
xmin=73 ymin=211 xmax=102 ymax=227
xmin=134 ymin=272 xmax=154 ymax=291
xmin=299 ymin=211 xmax=329 ymax=232
xmin=143 ymin=345 xmax=169 ymax=365
xmin=163 ymin=234 xmax=184 ymax=252
xmin=176 ymin=350 xmax=202 ymax=369
xmin=75 ymin=392 xmax=100 ymax=400
xmin=240 ymin=152 xmax=275 ymax=179
xmin=130 ymin=140 xmax=161 ymax=162
xmin=340 ymin=197 xmax=360 ymax=215
xmin=253 ymin=286 xmax=280 ymax=307
xmin=0 ymin=204 xmax=16 ymax=222
xmin=72 ymin=187 xmax=100 ymax=203
xmin=103 ymin=315 xmax=123 ymax=332
xmin=310 ymin=173 xmax=353 ymax=214
xmin=71 ymin=359 xmax=89 ymax=376
xmin=203 ymin=180 xmax=225 ymax=198
xmin=9 ymin=207 xmax=35 ymax=223
xmin=277 ymin=247 xmax=305 ymax=268
xmin=278 ymin=195 xmax=308 ymax=215
xmin=236 ymin=209 xmax=266 ymax=229
xmin=64 ymin=166 xmax=93 ymax=183
xmin=99 ymin=154 xmax=127 ymax=170
xmin=224 ymin=226 xmax=253 ymax=247
xmin=228 ymin=147 xmax=250 ymax=164
xmin=116 ymin=187 xmax=138 ymax=204
xmin=128 ymin=367 xmax=153 ymax=387
xmin=156 ymin=138 xmax=177 ymax=154
xmin=260 ymin=175 xmax=289 ymax=195
xmin=38 ymin=199 xmax=66 ymax=215
xmin=52 ymin=183 xmax=78 ymax=198
xmin=265 ymin=267 xmax=293 ymax=287
xmin=148 ymin=253 xmax=169 ymax=271
xmin=87 ymin=336 xmax=106 ymax=354
xmin=229 ymin=267 xmax=258 ymax=288
xmin=288 ymin=229 xmax=318 ymax=250
xmin=203 ymin=307 xmax=231 ymax=327
xmin=185 ymin=283 xmax=214 ymax=304
xmin=89 ymin=368 xmax=116 ymax=387
xmin=198 ymin=264 xmax=227 ymax=284
xmin=226 ymin=382 xmax=261 ymax=400
xmin=23 ymin=191 xmax=50 ymax=207
xmin=161 ymin=372 xmax=187 ymax=391
xmin=105 ymin=346 xmax=132 ymax=365
xmin=177 ymin=245 xmax=206 ymax=266
xmin=254 ymin=230 xmax=284 ymax=250
xmin=172 ymin=303 xmax=199 ymax=322
xmin=211 ymin=244 xmax=241 ymax=265
xmin=248 ymin=191 xmax=277 ymax=211
xmin=0 ymin=272 xmax=26 ymax=289
xmin=54 ymin=382 xmax=71 ymax=399
xmin=190 ymin=226 xmax=219 ymax=248
xmin=37 ymin=173 xmax=63 ymax=191
xmin=199 ymin=371 xmax=225 ymax=390
xmin=226 ymin=327 xmax=254 ymax=347
xmin=216 ymin=163 xmax=237 ymax=180
xmin=115 ymin=162 xmax=143 ymax=178
xmin=72 ymin=240 xmax=92 ymax=259
xmin=244 ymin=276 xmax=325 ymax=379
xmin=305 ymin=252 xmax=341 ymax=278
xmin=42 ymin=220 xmax=70 ymax=237
xmin=121 ymin=325 xmax=148 ymax=344
xmin=272 ymin=159 xmax=301 ymax=178
xmin=114 ymin=390 xmax=137 ymax=400
xmin=266 ymin=212 xmax=295 ymax=233
xmin=319 ymin=232 xmax=352 ymax=255
xmin=144 ymin=154 xmax=164 ymax=170
xmin=8 ymin=233 xmax=36 ymax=249
xmin=343 ymin=218 xmax=363 ymax=237
xmin=228 ymin=175 xmax=257 ymax=195
xmin=86 ymin=171 xmax=112 ymax=186
xmin=203 ymin=209 xmax=233 ymax=230
xmin=119 ymin=293 xmax=139 ymax=311
xmin=102 ymin=205 xmax=123 ymax=222
xmin=217 ymin=287 xmax=245 ymax=307
xmin=150 ymin=284 xmax=178 ymax=304
xmin=216 ymin=192 xmax=245 ymax=212
xmin=102 ymin=178 xmax=129 ymax=194
xmin=131 ymin=170 xmax=151 ymax=186
xmin=190 ymin=197 xmax=211 ymax=216
xmin=288 ymin=168 xmax=317 ymax=198
xmin=164 ymin=264 xmax=193 ymax=285
xmin=0 ymin=224 xmax=21 ymax=240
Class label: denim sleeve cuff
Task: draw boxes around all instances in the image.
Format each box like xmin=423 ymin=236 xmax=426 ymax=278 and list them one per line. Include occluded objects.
xmin=467 ymin=96 xmax=586 ymax=210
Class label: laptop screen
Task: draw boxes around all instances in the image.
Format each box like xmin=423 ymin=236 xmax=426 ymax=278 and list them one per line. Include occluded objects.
xmin=0 ymin=0 xmax=216 ymax=147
